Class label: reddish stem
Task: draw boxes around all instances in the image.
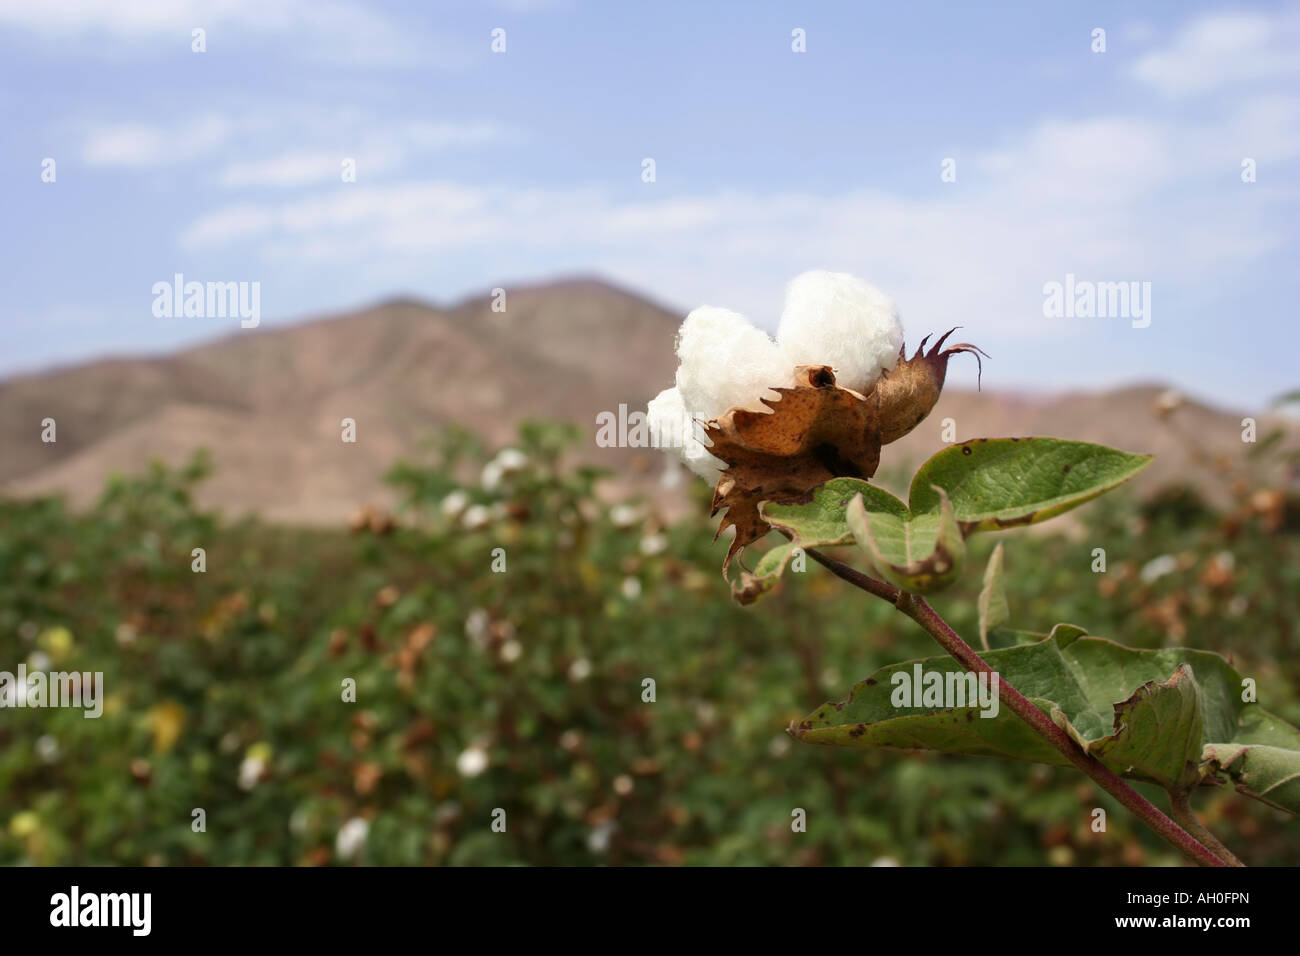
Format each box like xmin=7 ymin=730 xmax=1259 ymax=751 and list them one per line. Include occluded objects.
xmin=805 ymin=548 xmax=1232 ymax=868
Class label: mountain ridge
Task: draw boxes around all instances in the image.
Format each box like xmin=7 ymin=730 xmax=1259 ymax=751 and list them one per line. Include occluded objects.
xmin=1 ymin=280 xmax=1287 ymax=524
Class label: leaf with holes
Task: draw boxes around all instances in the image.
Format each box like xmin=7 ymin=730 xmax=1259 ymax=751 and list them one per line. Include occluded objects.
xmin=1089 ymin=664 xmax=1205 ymax=791
xmin=793 ymin=626 xmax=1300 ymax=811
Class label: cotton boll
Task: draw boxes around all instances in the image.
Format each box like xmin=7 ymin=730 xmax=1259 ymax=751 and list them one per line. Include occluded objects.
xmin=674 ymin=306 xmax=791 ymax=420
xmin=777 ymin=271 xmax=904 ymax=394
xmin=456 ymin=745 xmax=489 ymax=777
xmin=494 ymin=448 xmax=528 ymax=471
xmin=35 ymin=735 xmax=59 ymax=763
xmin=679 ymin=423 xmax=725 ymax=479
xmin=440 ymin=489 xmax=470 ymax=518
xmin=238 ymin=754 xmax=266 ymax=790
xmin=647 ymin=386 xmax=724 ymax=479
xmin=647 ymin=386 xmax=689 ymax=450
xmin=609 ymin=503 xmax=643 ymax=529
xmin=335 ymin=817 xmax=369 ymax=862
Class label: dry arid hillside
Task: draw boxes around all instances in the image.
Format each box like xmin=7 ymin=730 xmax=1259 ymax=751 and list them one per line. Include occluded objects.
xmin=1 ymin=279 xmax=1290 ymax=523
xmin=0 ymin=279 xmax=681 ymax=522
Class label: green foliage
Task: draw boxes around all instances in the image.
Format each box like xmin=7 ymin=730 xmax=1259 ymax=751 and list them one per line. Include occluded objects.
xmin=0 ymin=426 xmax=1297 ymax=866
xmin=795 ymin=628 xmax=1300 ymax=809
xmin=772 ymin=435 xmax=1300 ymax=844
xmin=745 ymin=439 xmax=1151 ymax=599
xmin=846 ymin=487 xmax=964 ymax=593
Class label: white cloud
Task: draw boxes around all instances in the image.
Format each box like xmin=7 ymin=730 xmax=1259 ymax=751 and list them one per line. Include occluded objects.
xmin=180 ymin=203 xmax=275 ymax=246
xmin=403 ymin=121 xmax=511 ymax=151
xmin=217 ymin=121 xmax=511 ymax=188
xmin=488 ymin=0 xmax=576 ymax=11
xmin=77 ymin=109 xmax=512 ymax=179
xmin=0 ymin=0 xmax=449 ymax=67
xmin=1132 ymin=10 xmax=1300 ymax=96
xmin=82 ymin=114 xmax=231 ymax=166
xmin=176 ymin=93 xmax=1298 ymax=350
xmin=221 ymin=151 xmax=377 ymax=189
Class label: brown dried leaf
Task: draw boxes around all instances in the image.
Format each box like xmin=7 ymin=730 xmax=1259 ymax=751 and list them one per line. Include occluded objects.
xmin=704 ymin=333 xmax=985 ymax=573
xmin=705 ymin=365 xmax=880 ymax=572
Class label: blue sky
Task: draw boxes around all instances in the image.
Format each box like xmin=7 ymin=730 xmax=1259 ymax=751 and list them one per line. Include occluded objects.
xmin=2 ymin=0 xmax=1298 ymax=410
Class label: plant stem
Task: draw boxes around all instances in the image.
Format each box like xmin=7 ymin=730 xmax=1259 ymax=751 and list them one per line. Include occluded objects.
xmin=805 ymin=548 xmax=1233 ymax=868
xmin=1170 ymin=790 xmax=1244 ymax=867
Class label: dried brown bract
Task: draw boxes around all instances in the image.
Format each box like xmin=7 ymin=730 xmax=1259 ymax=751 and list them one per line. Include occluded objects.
xmin=705 ymin=331 xmax=985 ymax=572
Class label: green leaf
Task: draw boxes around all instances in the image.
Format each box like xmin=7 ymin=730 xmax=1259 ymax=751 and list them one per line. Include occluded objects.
xmin=735 ymin=439 xmax=1150 ymax=602
xmin=977 ymin=542 xmax=1009 ymax=649
xmin=732 ymin=479 xmax=868 ymax=604
xmin=762 ymin=477 xmax=887 ymax=544
xmin=846 ymin=488 xmax=965 ymax=593
xmin=909 ymin=438 xmax=1153 ymax=534
xmin=1089 ymin=664 xmax=1204 ymax=791
xmin=1203 ymin=705 xmax=1300 ymax=814
xmin=793 ymin=629 xmax=1300 ymax=812
xmin=731 ymin=540 xmax=796 ymax=605
xmin=1205 ymin=743 xmax=1300 ymax=813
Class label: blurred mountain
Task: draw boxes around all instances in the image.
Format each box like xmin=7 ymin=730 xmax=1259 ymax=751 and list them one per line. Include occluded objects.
xmin=0 ymin=279 xmax=682 ymax=522
xmin=0 ymin=279 xmax=1289 ymax=523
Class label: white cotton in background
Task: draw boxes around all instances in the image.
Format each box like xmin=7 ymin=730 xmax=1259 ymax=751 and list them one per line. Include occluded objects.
xmin=335 ymin=817 xmax=369 ymax=861
xmin=673 ymin=306 xmax=792 ymax=420
xmin=609 ymin=503 xmax=643 ymax=528
xmin=587 ymin=820 xmax=616 ymax=854
xmin=1140 ymin=554 xmax=1178 ymax=583
xmin=461 ymin=504 xmax=492 ymax=530
xmin=480 ymin=447 xmax=528 ymax=491
xmin=440 ymin=489 xmax=470 ymax=518
xmin=493 ymin=448 xmax=528 ymax=471
xmin=456 ymin=745 xmax=489 ymax=777
xmin=237 ymin=755 xmax=266 ymax=791
xmin=35 ymin=735 xmax=59 ymax=763
xmin=777 ymin=271 xmax=904 ymax=394
xmin=567 ymin=658 xmax=593 ymax=682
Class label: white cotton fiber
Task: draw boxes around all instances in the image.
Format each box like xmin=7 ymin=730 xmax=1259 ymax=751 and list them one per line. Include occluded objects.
xmin=647 ymin=386 xmax=724 ymax=479
xmin=674 ymin=306 xmax=792 ymax=421
xmin=776 ymin=271 xmax=904 ymax=394
xmin=647 ymin=386 xmax=688 ymax=451
xmin=679 ymin=420 xmax=725 ymax=479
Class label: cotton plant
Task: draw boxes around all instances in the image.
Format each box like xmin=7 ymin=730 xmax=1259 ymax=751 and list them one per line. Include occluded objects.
xmin=648 ymin=270 xmax=982 ymax=569
xmin=646 ymin=270 xmax=1300 ymax=868
xmin=481 ymin=447 xmax=529 ymax=492
xmin=649 ymin=271 xmax=902 ymax=478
